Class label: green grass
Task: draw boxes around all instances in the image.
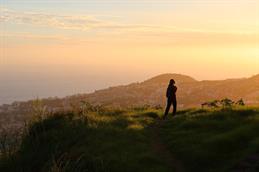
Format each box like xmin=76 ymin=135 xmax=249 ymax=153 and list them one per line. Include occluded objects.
xmin=160 ymin=107 xmax=259 ymax=172
xmin=0 ymin=110 xmax=169 ymax=172
xmin=1 ymin=107 xmax=259 ymax=172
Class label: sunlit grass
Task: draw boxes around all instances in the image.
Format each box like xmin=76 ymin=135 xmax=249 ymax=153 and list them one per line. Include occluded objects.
xmin=1 ymin=107 xmax=259 ymax=171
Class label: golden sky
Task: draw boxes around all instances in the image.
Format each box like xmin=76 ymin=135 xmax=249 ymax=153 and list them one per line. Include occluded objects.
xmin=0 ymin=0 xmax=259 ymax=81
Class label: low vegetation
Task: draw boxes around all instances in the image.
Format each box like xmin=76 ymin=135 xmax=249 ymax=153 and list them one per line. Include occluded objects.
xmin=1 ymin=105 xmax=259 ymax=172
xmin=201 ymin=98 xmax=245 ymax=109
xmin=160 ymin=107 xmax=259 ymax=171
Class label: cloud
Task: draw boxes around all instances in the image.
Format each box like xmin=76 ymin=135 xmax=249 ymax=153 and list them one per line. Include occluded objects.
xmin=1 ymin=7 xmax=257 ymax=47
xmin=1 ymin=7 xmax=257 ymax=35
xmin=0 ymin=7 xmax=157 ymax=31
xmin=0 ymin=32 xmax=69 ymax=41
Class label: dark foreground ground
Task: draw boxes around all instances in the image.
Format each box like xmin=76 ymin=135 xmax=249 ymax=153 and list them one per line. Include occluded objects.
xmin=1 ymin=107 xmax=259 ymax=172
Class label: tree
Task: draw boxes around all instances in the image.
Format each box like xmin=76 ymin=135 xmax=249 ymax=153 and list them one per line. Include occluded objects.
xmin=220 ymin=98 xmax=234 ymax=108
xmin=236 ymin=99 xmax=245 ymax=106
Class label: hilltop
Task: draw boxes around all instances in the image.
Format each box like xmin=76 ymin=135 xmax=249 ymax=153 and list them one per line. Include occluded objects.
xmin=143 ymin=73 xmax=197 ymax=84
xmin=1 ymin=73 xmax=259 ymax=128
xmin=67 ymin=73 xmax=259 ymax=108
xmin=2 ymin=73 xmax=259 ymax=110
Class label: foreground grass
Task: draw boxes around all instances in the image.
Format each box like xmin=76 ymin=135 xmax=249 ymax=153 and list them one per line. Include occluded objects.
xmin=1 ymin=107 xmax=259 ymax=171
xmin=0 ymin=110 xmax=170 ymax=172
xmin=160 ymin=107 xmax=259 ymax=172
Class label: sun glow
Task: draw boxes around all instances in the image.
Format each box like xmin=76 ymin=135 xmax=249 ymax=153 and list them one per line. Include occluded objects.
xmin=0 ymin=0 xmax=258 ymax=81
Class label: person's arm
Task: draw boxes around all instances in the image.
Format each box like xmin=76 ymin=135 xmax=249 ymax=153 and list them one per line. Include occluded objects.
xmin=174 ymin=86 xmax=177 ymax=93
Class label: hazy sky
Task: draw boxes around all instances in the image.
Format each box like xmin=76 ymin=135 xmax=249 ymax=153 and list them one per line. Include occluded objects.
xmin=0 ymin=0 xmax=259 ymax=103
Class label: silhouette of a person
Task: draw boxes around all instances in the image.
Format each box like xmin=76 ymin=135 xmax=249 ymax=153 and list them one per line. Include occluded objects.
xmin=164 ymin=79 xmax=177 ymax=119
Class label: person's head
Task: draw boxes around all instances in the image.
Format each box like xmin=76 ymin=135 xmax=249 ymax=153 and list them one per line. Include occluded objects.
xmin=169 ymin=79 xmax=175 ymax=85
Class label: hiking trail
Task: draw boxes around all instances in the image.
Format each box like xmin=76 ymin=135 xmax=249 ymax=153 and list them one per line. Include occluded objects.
xmin=150 ymin=120 xmax=185 ymax=172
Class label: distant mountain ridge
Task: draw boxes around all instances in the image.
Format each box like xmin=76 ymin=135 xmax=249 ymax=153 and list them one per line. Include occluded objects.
xmin=2 ymin=73 xmax=259 ymax=109
xmin=143 ymin=73 xmax=197 ymax=84
xmin=1 ymin=73 xmax=259 ymax=128
xmin=65 ymin=73 xmax=259 ymax=108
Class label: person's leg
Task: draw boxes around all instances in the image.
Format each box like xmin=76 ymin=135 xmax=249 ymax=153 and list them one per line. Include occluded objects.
xmin=164 ymin=99 xmax=172 ymax=119
xmin=172 ymin=100 xmax=177 ymax=116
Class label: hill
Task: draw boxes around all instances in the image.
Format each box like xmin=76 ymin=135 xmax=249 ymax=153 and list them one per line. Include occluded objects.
xmin=1 ymin=73 xmax=259 ymax=128
xmin=67 ymin=73 xmax=259 ymax=108
xmin=143 ymin=73 xmax=197 ymax=84
xmin=1 ymin=108 xmax=259 ymax=172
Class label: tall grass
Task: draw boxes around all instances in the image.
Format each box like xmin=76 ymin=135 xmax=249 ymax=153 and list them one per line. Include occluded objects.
xmin=1 ymin=106 xmax=259 ymax=172
xmin=0 ymin=108 xmax=169 ymax=172
xmin=159 ymin=107 xmax=259 ymax=172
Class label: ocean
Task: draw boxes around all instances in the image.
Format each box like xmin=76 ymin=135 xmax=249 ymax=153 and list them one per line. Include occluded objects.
xmin=0 ymin=65 xmax=142 ymax=105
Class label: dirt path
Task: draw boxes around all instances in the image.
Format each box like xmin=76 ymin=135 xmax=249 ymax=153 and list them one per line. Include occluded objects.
xmin=150 ymin=120 xmax=185 ymax=172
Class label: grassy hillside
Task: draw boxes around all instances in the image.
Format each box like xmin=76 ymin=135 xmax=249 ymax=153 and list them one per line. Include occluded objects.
xmin=1 ymin=107 xmax=259 ymax=172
